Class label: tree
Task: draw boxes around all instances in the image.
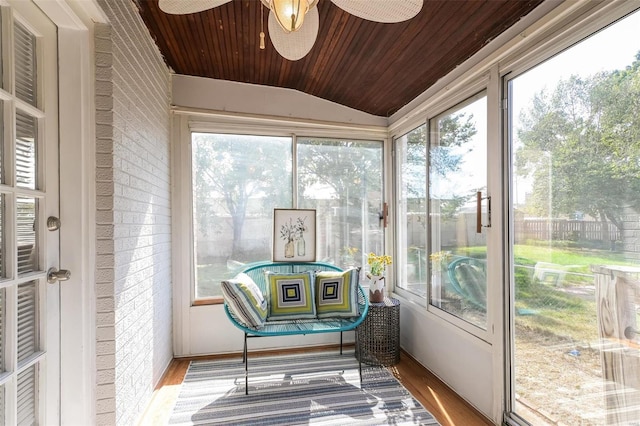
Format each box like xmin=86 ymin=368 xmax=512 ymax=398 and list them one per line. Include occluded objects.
xmin=297 ymin=139 xmax=382 ymax=203
xmin=431 ymin=113 xmax=479 ymax=218
xmin=396 ymin=114 xmax=478 ymax=229
xmin=516 ymin=53 xmax=640 ymax=233
xmin=296 ymin=139 xmax=383 ymax=262
xmin=192 ymin=134 xmax=291 ymax=259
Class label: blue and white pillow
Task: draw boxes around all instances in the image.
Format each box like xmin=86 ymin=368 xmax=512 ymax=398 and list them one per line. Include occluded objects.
xmin=221 ymin=273 xmax=268 ymax=328
xmin=315 ymin=268 xmax=360 ymax=318
xmin=265 ymin=271 xmax=316 ymax=321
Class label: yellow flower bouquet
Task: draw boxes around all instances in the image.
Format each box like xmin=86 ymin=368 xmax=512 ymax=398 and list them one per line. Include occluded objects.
xmin=366 ymin=252 xmax=392 ymax=302
xmin=367 ymin=252 xmax=392 ymax=277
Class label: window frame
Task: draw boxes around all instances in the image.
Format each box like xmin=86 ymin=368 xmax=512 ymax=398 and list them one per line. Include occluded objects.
xmin=190 ymin=132 xmax=294 ymax=302
xmin=392 ymin=86 xmax=493 ymax=342
xmin=173 ymin=113 xmax=390 ymax=307
xmin=427 ymin=91 xmax=489 ymax=330
xmin=392 ymin=122 xmax=428 ymax=300
xmin=500 ymin=4 xmax=640 ymax=424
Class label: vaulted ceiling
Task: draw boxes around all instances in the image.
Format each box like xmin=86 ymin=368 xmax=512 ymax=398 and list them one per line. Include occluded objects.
xmin=135 ymin=0 xmax=545 ymax=117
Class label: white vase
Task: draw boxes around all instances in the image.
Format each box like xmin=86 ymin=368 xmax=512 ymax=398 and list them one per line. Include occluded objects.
xmin=369 ymin=274 xmax=385 ymax=303
xmin=431 ymin=272 xmax=442 ymax=307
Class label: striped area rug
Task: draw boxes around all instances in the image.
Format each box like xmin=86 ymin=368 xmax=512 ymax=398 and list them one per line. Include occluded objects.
xmin=169 ymin=351 xmax=439 ymax=425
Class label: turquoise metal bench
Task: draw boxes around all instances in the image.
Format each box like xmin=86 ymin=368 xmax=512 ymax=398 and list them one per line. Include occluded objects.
xmin=223 ymin=261 xmax=369 ymax=394
xmin=447 ymin=256 xmax=487 ymax=311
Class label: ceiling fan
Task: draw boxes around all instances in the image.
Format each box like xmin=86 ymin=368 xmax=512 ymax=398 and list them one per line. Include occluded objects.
xmin=158 ymin=0 xmax=423 ymax=61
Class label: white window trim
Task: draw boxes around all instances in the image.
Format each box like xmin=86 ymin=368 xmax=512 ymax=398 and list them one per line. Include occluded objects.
xmin=171 ymin=109 xmax=390 ymax=356
xmin=391 ymin=77 xmax=493 ymax=343
xmin=33 ymin=0 xmax=108 ymax=424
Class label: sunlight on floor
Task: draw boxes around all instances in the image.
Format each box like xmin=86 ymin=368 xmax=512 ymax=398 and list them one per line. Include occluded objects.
xmin=429 ymin=386 xmax=454 ymax=426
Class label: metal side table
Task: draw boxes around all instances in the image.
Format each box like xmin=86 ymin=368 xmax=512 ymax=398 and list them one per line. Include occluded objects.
xmin=356 ymin=297 xmax=400 ymax=366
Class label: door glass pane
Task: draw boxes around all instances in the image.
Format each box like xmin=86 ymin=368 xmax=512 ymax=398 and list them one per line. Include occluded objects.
xmin=15 ymin=111 xmax=37 ymax=190
xmin=0 ymin=384 xmax=4 ymax=426
xmin=0 ymin=17 xmax=3 ymax=91
xmin=16 ymin=365 xmax=37 ymax=425
xmin=0 ymin=102 xmax=4 ymax=184
xmin=0 ymin=194 xmax=4 ymax=278
xmin=14 ymin=21 xmax=36 ymax=107
xmin=396 ymin=125 xmax=428 ymax=297
xmin=429 ymin=94 xmax=487 ymax=330
xmin=297 ymin=138 xmax=384 ymax=277
xmin=4 ymin=3 xmax=53 ymax=423
xmin=192 ymin=133 xmax=292 ymax=298
xmin=16 ymin=197 xmax=37 ymax=275
xmin=17 ymin=281 xmax=37 ymax=363
xmin=0 ymin=288 xmax=4 ymax=373
xmin=509 ymin=10 xmax=640 ymax=425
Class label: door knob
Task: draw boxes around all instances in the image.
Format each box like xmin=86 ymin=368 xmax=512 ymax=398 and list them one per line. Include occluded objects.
xmin=47 ymin=267 xmax=71 ymax=284
xmin=47 ymin=216 xmax=61 ymax=231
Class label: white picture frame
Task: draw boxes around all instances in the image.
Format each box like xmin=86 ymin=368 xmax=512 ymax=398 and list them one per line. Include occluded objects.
xmin=272 ymin=208 xmax=316 ymax=262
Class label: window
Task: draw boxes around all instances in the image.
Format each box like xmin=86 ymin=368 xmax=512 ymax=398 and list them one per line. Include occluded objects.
xmin=393 ymin=94 xmax=488 ymax=332
xmin=191 ymin=133 xmax=384 ymax=300
xmin=192 ymin=134 xmax=293 ymax=299
xmin=297 ymin=138 xmax=384 ymax=269
xmin=507 ymin=9 xmax=640 ymax=424
xmin=428 ymin=94 xmax=487 ymax=330
xmin=395 ymin=124 xmax=428 ymax=298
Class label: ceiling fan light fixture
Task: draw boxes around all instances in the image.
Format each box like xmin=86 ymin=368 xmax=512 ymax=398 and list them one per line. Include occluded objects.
xmin=270 ymin=0 xmax=311 ymax=33
xmin=161 ymin=0 xmax=423 ymax=61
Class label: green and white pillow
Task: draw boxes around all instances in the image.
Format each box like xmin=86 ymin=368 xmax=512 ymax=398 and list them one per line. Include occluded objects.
xmin=265 ymin=271 xmax=316 ymax=320
xmin=315 ymin=268 xmax=360 ymax=318
xmin=221 ymin=273 xmax=268 ymax=328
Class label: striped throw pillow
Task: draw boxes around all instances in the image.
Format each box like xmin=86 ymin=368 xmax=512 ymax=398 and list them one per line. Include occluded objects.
xmin=221 ymin=273 xmax=268 ymax=328
xmin=315 ymin=268 xmax=360 ymax=318
xmin=265 ymin=271 xmax=316 ymax=320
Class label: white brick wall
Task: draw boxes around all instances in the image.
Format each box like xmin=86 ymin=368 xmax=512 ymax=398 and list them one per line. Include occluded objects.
xmin=94 ymin=0 xmax=172 ymax=424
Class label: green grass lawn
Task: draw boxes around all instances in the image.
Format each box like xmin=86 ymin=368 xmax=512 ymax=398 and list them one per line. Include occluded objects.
xmin=196 ymin=261 xmax=235 ymax=298
xmin=449 ymin=244 xmax=635 ymax=343
xmin=197 ymin=245 xmax=634 ymax=343
xmin=513 ymin=244 xmax=631 ymax=266
xmin=512 ymin=245 xmax=634 ymax=343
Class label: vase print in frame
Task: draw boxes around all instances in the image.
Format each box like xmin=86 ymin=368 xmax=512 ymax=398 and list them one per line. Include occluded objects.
xmin=273 ymin=209 xmax=316 ymax=262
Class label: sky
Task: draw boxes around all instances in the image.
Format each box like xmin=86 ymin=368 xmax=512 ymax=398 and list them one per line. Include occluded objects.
xmin=513 ymin=9 xmax=640 ymax=123
xmin=431 ymin=97 xmax=487 ymax=201
xmin=434 ymin=8 xmax=640 ymax=205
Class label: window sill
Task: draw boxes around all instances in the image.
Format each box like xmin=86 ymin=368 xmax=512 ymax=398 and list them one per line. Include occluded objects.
xmin=193 ymin=297 xmax=223 ymax=306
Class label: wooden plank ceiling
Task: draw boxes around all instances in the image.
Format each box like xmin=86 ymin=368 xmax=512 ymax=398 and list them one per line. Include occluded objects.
xmin=135 ymin=0 xmax=544 ymax=117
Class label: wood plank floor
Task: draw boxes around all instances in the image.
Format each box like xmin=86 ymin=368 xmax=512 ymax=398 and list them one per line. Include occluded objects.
xmin=137 ymin=346 xmax=494 ymax=425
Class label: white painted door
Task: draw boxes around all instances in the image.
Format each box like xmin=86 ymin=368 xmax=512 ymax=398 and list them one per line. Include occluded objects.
xmin=0 ymin=1 xmax=60 ymax=424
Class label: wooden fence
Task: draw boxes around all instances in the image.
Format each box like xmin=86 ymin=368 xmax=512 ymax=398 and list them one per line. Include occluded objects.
xmin=516 ymin=219 xmax=620 ymax=242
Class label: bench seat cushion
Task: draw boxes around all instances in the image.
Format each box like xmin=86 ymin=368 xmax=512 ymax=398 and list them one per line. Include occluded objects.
xmin=223 ymin=261 xmax=369 ymax=338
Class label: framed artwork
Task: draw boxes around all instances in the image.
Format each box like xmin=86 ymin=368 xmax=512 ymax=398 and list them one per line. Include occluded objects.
xmin=272 ymin=209 xmax=316 ymax=262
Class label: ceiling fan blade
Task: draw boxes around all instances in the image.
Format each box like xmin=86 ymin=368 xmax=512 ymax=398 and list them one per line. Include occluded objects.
xmin=268 ymin=7 xmax=319 ymax=61
xmin=331 ymin=0 xmax=423 ymax=23
xmin=158 ymin=0 xmax=231 ymax=15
